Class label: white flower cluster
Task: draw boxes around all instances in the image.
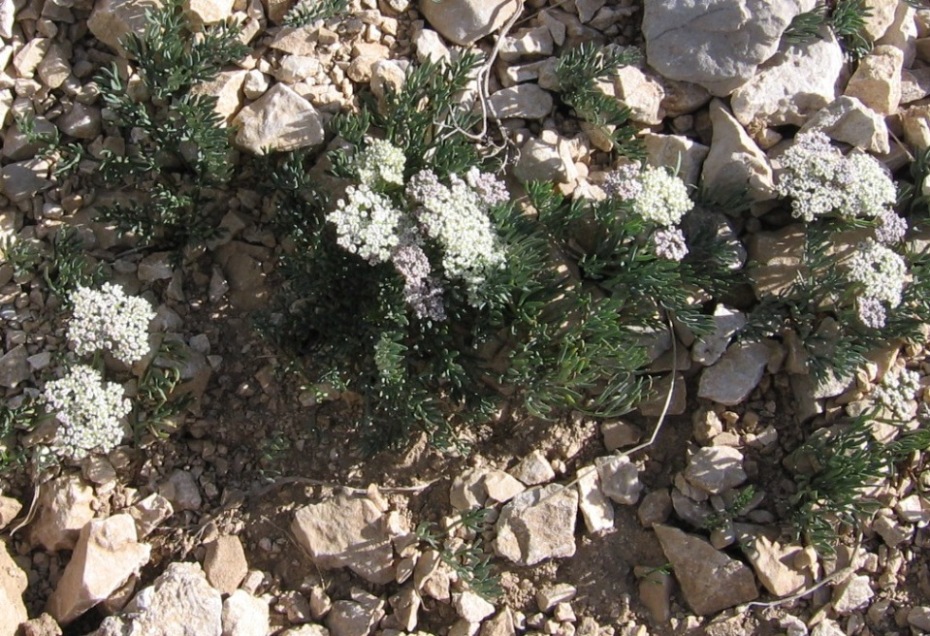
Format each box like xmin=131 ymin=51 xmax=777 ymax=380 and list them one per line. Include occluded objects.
xmin=356 ymin=138 xmax=406 ymax=188
xmin=872 ymin=365 xmax=921 ymax=421
xmin=633 ymin=166 xmax=694 ymax=227
xmin=407 ymin=170 xmax=506 ymax=296
xmin=68 ymin=283 xmax=155 ymax=365
xmin=846 ymin=239 xmax=907 ymax=328
xmin=652 ymin=228 xmax=689 ymax=261
xmin=327 ymin=185 xmax=406 ymax=264
xmin=43 ymin=364 xmax=130 ymax=460
xmin=776 ymin=132 xmax=897 ymax=223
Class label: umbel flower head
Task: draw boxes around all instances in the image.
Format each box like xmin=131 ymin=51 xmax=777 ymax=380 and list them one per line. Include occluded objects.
xmin=327 ymin=184 xmax=406 ymax=264
xmin=603 ymin=163 xmax=693 ymax=227
xmin=846 ymin=238 xmax=907 ymax=328
xmin=43 ymin=364 xmax=131 ymax=460
xmin=775 ymin=131 xmax=896 ymax=222
xmin=872 ymin=365 xmax=921 ymax=421
xmin=355 ymin=138 xmax=406 ymax=188
xmin=68 ymin=283 xmax=155 ymax=365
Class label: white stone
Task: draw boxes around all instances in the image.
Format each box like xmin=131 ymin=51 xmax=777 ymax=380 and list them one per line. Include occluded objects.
xmin=499 ymin=27 xmax=553 ymax=62
xmin=222 ymin=590 xmax=269 ymax=636
xmin=418 ymin=0 xmax=520 ymax=46
xmin=691 ymin=305 xmax=746 ymax=367
xmin=698 ymin=341 xmax=770 ymax=405
xmin=192 ymin=70 xmax=247 ymax=124
xmin=596 ymin=455 xmax=643 ymax=505
xmin=576 ymin=465 xmax=614 ymax=533
xmin=30 ymin=473 xmax=96 ymax=552
xmin=13 ymin=38 xmax=48 ymax=78
xmin=513 ymin=134 xmax=576 ymax=183
xmin=0 ymin=538 xmax=27 ymax=636
xmin=730 ymin=30 xmax=843 ymax=128
xmin=643 ymin=0 xmax=812 ymax=96
xmin=613 ymin=66 xmax=665 ymax=125
xmin=185 ymin=0 xmax=235 ymax=27
xmin=493 ymin=484 xmax=577 ymax=566
xmin=414 ymin=28 xmax=450 ymax=63
xmin=701 ymin=99 xmax=774 ymax=203
xmin=47 ymin=514 xmax=151 ymax=624
xmin=233 ymin=84 xmax=325 ymax=155
xmin=683 ymin=446 xmax=747 ymax=495
xmin=509 ymin=450 xmax=555 ymax=486
xmin=88 ymin=0 xmax=155 ymax=56
xmin=642 ymin=133 xmax=709 ymax=188
xmin=798 ymin=96 xmax=889 ymax=154
xmin=831 ymin=574 xmax=874 ymax=614
xmin=488 ymin=84 xmax=553 ymax=120
xmin=743 ymin=536 xmax=811 ymax=596
xmin=454 ymin=591 xmax=495 ymax=622
xmin=844 ymin=45 xmax=904 ymax=115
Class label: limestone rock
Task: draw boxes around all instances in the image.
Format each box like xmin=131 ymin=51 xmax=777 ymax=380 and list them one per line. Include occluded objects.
xmin=832 ymin=574 xmax=874 ymax=614
xmin=90 ymin=563 xmax=222 ymax=636
xmin=576 ymin=465 xmax=614 ymax=533
xmin=488 ymin=84 xmax=554 ymax=120
xmin=128 ymin=493 xmax=173 ymax=539
xmin=2 ymin=158 xmax=53 ymax=202
xmin=642 ymin=133 xmax=709 ymax=188
xmin=450 ymin=468 xmax=487 ymax=510
xmin=88 ymin=0 xmax=158 ymax=56
xmin=13 ymin=37 xmax=49 ymax=78
xmin=653 ymin=524 xmax=758 ymax=615
xmin=698 ymin=341 xmax=770 ymax=405
xmin=493 ymin=484 xmax=577 ymax=566
xmin=291 ymin=494 xmax=394 ymax=584
xmin=861 ymin=0 xmax=899 ymax=41
xmin=0 ymin=344 xmax=29 ymax=388
xmin=637 ymin=489 xmax=672 ymax=527
xmin=418 ymin=0 xmax=520 ymax=46
xmin=0 ymin=538 xmax=28 ymax=636
xmin=481 ymin=471 xmax=526 ymax=504
xmin=635 ymin=566 xmax=672 ymax=623
xmin=596 ymin=455 xmax=643 ymax=505
xmin=600 ymin=420 xmax=641 ymax=451
xmin=388 ymin=587 xmax=419 ymax=632
xmin=326 ymin=594 xmax=384 ymax=636
xmin=222 ymin=589 xmax=269 ymax=636
xmin=743 ymin=536 xmax=811 ymax=596
xmin=0 ymin=495 xmax=22 ymax=530
xmin=902 ymin=103 xmax=930 ymax=151
xmin=798 ymin=96 xmax=889 ymax=154
xmin=192 ymin=70 xmax=247 ymax=124
xmin=509 ymin=450 xmax=555 ymax=486
xmin=158 ymin=469 xmax=202 ymax=512
xmin=185 ymin=0 xmax=235 ymax=26
xmin=844 ymin=45 xmax=904 ymax=115
xmin=47 ymin=514 xmax=151 ymax=624
xmin=204 ymin=535 xmax=248 ymax=595
xmin=730 ymin=30 xmax=843 ymax=128
xmin=513 ymin=133 xmax=576 ymax=183
xmin=480 ymin=608 xmax=515 ymax=636
xmin=691 ymin=305 xmax=746 ymax=367
xmin=643 ymin=0 xmax=810 ymax=96
xmin=56 ymin=103 xmax=102 ymax=140
xmin=701 ymin=99 xmax=774 ymax=203
xmin=454 ymin=591 xmax=495 ymax=622
xmin=747 ymin=224 xmax=806 ymax=298
xmin=233 ymin=84 xmax=325 ymax=155
xmin=684 ymin=446 xmax=747 ymax=495
xmin=613 ymin=66 xmax=665 ymax=125
xmin=31 ymin=473 xmax=96 ymax=552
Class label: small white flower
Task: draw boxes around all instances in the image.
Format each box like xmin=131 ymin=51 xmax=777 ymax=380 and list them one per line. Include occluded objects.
xmin=328 ymin=185 xmax=406 ymax=264
xmin=632 ymin=166 xmax=693 ymax=227
xmin=355 ymin=138 xmax=406 ymax=188
xmin=846 ymin=239 xmax=907 ymax=309
xmin=872 ymin=365 xmax=921 ymax=420
xmin=652 ymin=227 xmax=689 ymax=261
xmin=776 ymin=132 xmax=896 ymax=222
xmin=43 ymin=364 xmax=131 ymax=460
xmin=68 ymin=283 xmax=155 ymax=365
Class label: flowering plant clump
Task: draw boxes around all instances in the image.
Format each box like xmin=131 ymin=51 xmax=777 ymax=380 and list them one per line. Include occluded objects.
xmin=356 ymin=137 xmax=406 ymax=188
xmin=872 ymin=365 xmax=921 ymax=420
xmin=775 ymin=131 xmax=897 ymax=223
xmin=327 ymin=185 xmax=406 ymax=264
xmin=43 ymin=364 xmax=131 ymax=460
xmin=846 ymin=239 xmax=907 ymax=328
xmin=68 ymin=283 xmax=156 ymax=365
xmin=602 ymin=163 xmax=693 ymax=261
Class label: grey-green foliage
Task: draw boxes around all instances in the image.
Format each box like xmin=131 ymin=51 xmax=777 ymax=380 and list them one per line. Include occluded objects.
xmin=283 ymin=0 xmax=349 ymax=27
xmin=784 ymin=0 xmax=873 ymax=60
xmin=91 ymin=0 xmax=249 ymax=249
xmin=416 ymin=508 xmax=501 ymax=600
xmin=554 ymin=43 xmax=644 ymax=160
xmin=787 ymin=411 xmax=930 ymax=554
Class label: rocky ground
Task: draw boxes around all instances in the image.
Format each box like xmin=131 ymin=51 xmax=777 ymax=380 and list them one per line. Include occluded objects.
xmin=3 ymin=0 xmax=930 ymax=635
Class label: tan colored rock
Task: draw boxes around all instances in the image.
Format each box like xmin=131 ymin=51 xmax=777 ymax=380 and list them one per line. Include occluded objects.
xmin=418 ymin=0 xmax=520 ymax=46
xmin=743 ymin=536 xmax=811 ymax=596
xmin=488 ymin=84 xmax=554 ymax=120
xmin=642 ymin=133 xmax=708 ymax=187
xmin=701 ymin=99 xmax=774 ymax=202
xmin=653 ymin=524 xmax=758 ymax=615
xmin=233 ymin=84 xmax=325 ymax=155
xmin=88 ymin=0 xmax=161 ymax=56
xmin=31 ymin=474 xmax=96 ymax=552
xmin=128 ymin=493 xmax=173 ymax=538
xmin=844 ymin=45 xmax=904 ymax=115
xmin=192 ymin=69 xmax=247 ymax=124
xmin=13 ymin=38 xmax=49 ymax=78
xmin=204 ymin=535 xmax=248 ymax=595
xmin=877 ymin=2 xmax=916 ymax=67
xmin=222 ymin=589 xmax=270 ymax=636
xmin=861 ymin=0 xmax=900 ymax=41
xmin=902 ymin=103 xmax=930 ymax=152
xmin=37 ymin=43 xmax=70 ymax=89
xmin=493 ymin=484 xmax=577 ymax=566
xmin=184 ymin=0 xmax=235 ymax=26
xmin=613 ymin=66 xmax=665 ymax=125
xmin=0 ymin=538 xmax=28 ymax=636
xmin=291 ymin=494 xmax=394 ymax=584
xmin=47 ymin=514 xmax=151 ymax=624
xmin=798 ymin=96 xmax=889 ymax=154
xmin=0 ymin=495 xmax=22 ymax=530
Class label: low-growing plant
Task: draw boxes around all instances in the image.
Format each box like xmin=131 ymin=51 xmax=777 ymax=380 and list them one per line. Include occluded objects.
xmin=260 ymin=54 xmax=736 ymax=450
xmin=416 ymin=508 xmax=501 ymax=600
xmin=283 ymin=0 xmax=350 ymax=27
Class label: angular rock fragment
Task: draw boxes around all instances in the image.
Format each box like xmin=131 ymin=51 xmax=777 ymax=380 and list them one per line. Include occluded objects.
xmin=0 ymin=538 xmax=28 ymax=636
xmin=233 ymin=84 xmax=325 ymax=155
xmin=493 ymin=484 xmax=577 ymax=566
xmin=418 ymin=0 xmax=519 ymax=46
